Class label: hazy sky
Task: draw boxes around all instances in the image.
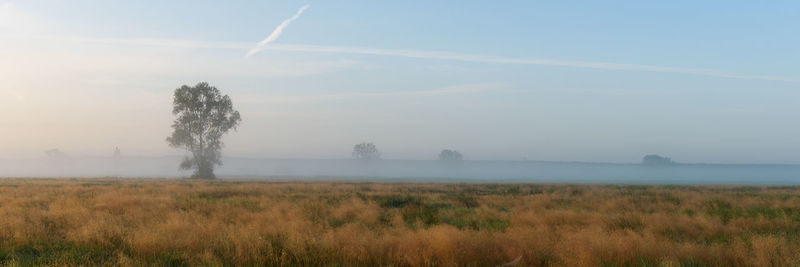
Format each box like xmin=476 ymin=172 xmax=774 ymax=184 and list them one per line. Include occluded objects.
xmin=1 ymin=1 xmax=799 ymax=163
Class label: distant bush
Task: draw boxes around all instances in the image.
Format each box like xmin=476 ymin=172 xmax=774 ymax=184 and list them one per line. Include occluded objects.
xmin=352 ymin=142 xmax=381 ymax=160
xmin=438 ymin=149 xmax=463 ymax=163
xmin=642 ymin=154 xmax=675 ymax=166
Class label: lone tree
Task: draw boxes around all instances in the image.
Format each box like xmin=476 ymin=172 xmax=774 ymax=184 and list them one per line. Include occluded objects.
xmin=438 ymin=149 xmax=463 ymax=162
xmin=352 ymin=142 xmax=380 ymax=160
xmin=167 ymin=82 xmax=241 ymax=179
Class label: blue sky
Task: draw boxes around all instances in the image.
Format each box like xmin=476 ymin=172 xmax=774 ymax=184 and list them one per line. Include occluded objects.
xmin=1 ymin=1 xmax=799 ymax=163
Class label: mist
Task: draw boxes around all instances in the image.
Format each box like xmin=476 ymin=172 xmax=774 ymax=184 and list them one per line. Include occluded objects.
xmin=0 ymin=155 xmax=798 ymax=185
xmin=2 ymin=1 xmax=800 ymax=182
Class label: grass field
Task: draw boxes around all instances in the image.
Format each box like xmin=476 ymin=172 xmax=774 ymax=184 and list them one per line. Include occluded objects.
xmin=0 ymin=179 xmax=799 ymax=266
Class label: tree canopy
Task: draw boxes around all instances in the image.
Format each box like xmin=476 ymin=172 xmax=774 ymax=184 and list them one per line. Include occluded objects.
xmin=167 ymin=82 xmax=241 ymax=179
xmin=438 ymin=149 xmax=464 ymax=162
xmin=352 ymin=142 xmax=380 ymax=160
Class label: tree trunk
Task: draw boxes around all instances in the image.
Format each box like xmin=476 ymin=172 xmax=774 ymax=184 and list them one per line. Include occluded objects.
xmin=193 ymin=160 xmax=216 ymax=179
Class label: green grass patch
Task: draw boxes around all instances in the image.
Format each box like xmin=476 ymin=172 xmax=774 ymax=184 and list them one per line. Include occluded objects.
xmin=704 ymin=198 xmax=800 ymax=223
xmin=0 ymin=242 xmax=117 ymax=266
xmin=374 ymin=195 xmax=424 ymax=208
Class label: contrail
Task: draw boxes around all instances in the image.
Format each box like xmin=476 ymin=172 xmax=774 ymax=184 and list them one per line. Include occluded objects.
xmin=246 ymin=4 xmax=310 ymax=57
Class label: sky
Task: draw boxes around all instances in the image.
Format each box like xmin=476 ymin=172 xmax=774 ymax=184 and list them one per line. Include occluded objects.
xmin=1 ymin=0 xmax=799 ymax=163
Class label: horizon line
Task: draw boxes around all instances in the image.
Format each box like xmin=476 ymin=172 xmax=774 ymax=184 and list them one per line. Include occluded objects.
xmin=4 ymin=154 xmax=800 ymax=166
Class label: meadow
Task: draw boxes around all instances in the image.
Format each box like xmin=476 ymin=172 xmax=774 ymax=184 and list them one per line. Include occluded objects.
xmin=0 ymin=179 xmax=799 ymax=266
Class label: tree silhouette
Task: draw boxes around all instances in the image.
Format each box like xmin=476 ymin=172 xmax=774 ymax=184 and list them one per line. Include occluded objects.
xmin=438 ymin=149 xmax=464 ymax=163
xmin=167 ymin=82 xmax=241 ymax=179
xmin=352 ymin=142 xmax=380 ymax=160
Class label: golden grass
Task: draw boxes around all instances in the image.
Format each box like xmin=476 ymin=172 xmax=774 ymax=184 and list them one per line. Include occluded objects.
xmin=0 ymin=179 xmax=799 ymax=266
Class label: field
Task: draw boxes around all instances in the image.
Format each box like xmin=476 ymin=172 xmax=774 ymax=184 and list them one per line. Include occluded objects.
xmin=1 ymin=179 xmax=799 ymax=266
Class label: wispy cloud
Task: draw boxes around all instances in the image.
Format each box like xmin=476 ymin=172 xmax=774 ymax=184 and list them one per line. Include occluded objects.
xmin=237 ymin=83 xmax=505 ymax=104
xmin=38 ymin=35 xmax=800 ymax=83
xmin=246 ymin=4 xmax=310 ymax=57
xmin=357 ymin=82 xmax=505 ymax=97
xmin=59 ymin=36 xmax=249 ymax=49
xmin=259 ymin=44 xmax=800 ymax=83
xmin=374 ymin=83 xmax=504 ymax=96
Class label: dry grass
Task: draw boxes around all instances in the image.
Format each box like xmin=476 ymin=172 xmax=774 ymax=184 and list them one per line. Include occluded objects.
xmin=1 ymin=179 xmax=799 ymax=266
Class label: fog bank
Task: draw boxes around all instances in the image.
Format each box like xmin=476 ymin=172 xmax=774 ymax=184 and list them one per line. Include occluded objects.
xmin=1 ymin=157 xmax=799 ymax=185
